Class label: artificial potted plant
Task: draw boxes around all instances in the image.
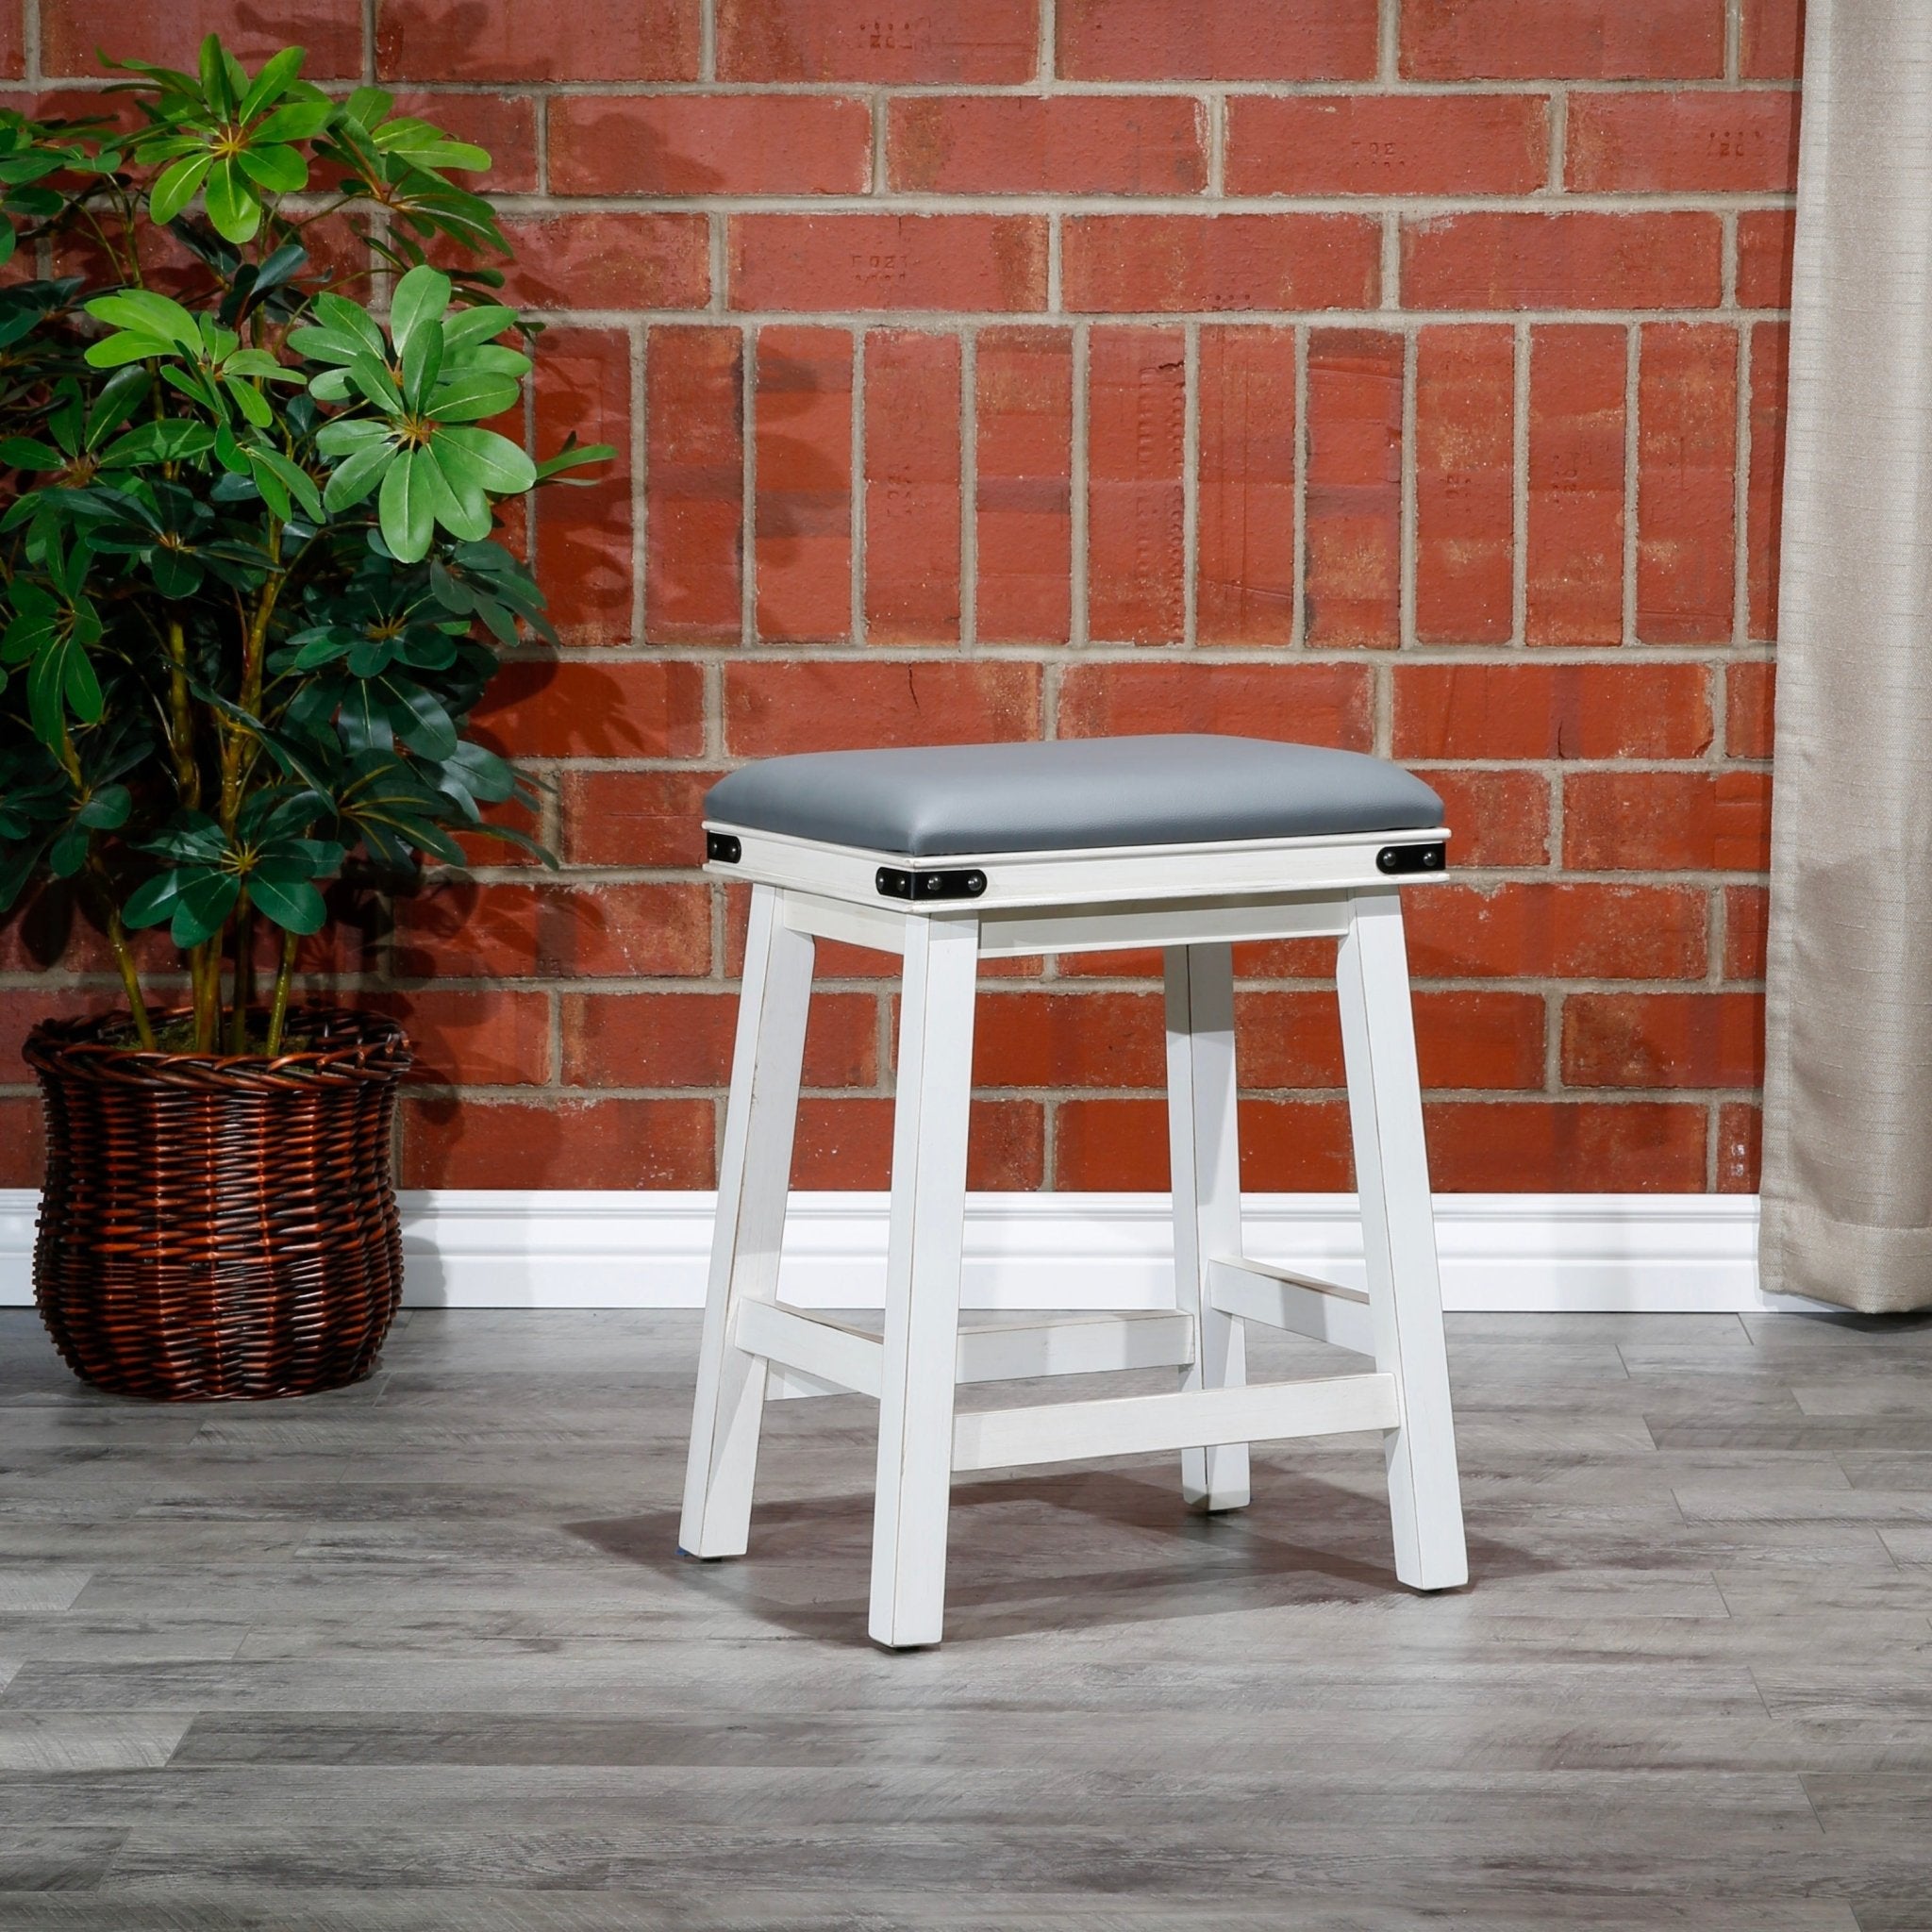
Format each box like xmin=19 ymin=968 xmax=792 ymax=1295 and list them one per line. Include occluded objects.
xmin=0 ymin=38 xmax=606 ymax=1399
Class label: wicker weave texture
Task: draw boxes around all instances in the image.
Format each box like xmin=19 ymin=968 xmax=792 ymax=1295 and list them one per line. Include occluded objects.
xmin=25 ymin=1008 xmax=412 ymax=1402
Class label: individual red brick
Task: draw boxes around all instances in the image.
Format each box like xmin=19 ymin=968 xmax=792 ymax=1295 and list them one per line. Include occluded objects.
xmin=719 ymin=0 xmax=1038 ymax=82
xmin=46 ymin=0 xmax=358 ymax=75
xmin=1747 ymin=323 xmax=1788 ymax=640
xmin=1563 ymin=771 xmax=1773 ymax=871
xmin=1526 ymin=324 xmax=1626 ymax=647
xmin=1059 ymin=662 xmax=1374 ymax=749
xmin=1058 ymin=0 xmax=1377 ymax=80
xmin=0 ymin=1096 xmax=42 ymax=1187
xmin=0 ymin=991 xmax=118 ymax=1074
xmin=1063 ymin=215 xmax=1379 ymax=314
xmin=1234 ymin=991 xmax=1346 ymax=1088
xmin=756 ymin=327 xmax=853 ymax=643
xmin=1227 ymin=93 xmax=1548 ymax=197
xmin=1737 ymin=210 xmax=1794 ymax=308
xmin=1566 ymin=92 xmax=1799 ymax=194
xmin=378 ymin=0 xmax=699 ymax=80
xmin=1403 ymin=213 xmax=1722 ymax=311
xmin=1305 ymin=330 xmax=1403 ymax=647
xmin=1414 ymin=990 xmax=1548 ymax=1091
xmin=890 ymin=95 xmax=1206 ymax=196
xmin=1430 ymin=770 xmax=1553 ymax=868
xmin=866 ymin=332 xmax=962 ymax=644
xmin=1401 ymin=0 xmax=1723 ymax=79
xmin=532 ymin=329 xmax=632 ymax=645
xmin=361 ymin=991 xmax=551 ymax=1087
xmin=1742 ymin=0 xmax=1804 ymax=79
xmin=647 ymin=327 xmax=743 ymax=645
xmin=1197 ymin=326 xmax=1296 ymax=644
xmin=1053 ymin=1097 xmax=1356 ymax=1191
xmin=731 ymin=215 xmax=1047 ymax=314
xmin=1407 ymin=882 xmax=1709 ymax=981
xmin=474 ymin=660 xmax=707 ymax=759
xmin=1638 ymin=325 xmax=1738 ymax=645
xmin=0 ymin=6 xmax=22 ymax=78
xmin=1086 ymin=327 xmax=1185 ymax=642
xmin=975 ymin=328 xmax=1072 ymax=644
xmin=791 ymin=1098 xmax=1042 ymax=1190
xmin=1724 ymin=885 xmax=1769 ymax=980
xmin=969 ymin=991 xmax=1165 ymax=1089
xmin=1718 ymin=1100 xmax=1762 ymax=1191
xmin=724 ymin=660 xmax=1041 ymax=754
xmin=1727 ymin=660 xmax=1775 ymax=761
xmin=1395 ymin=662 xmax=1713 ymax=761
xmin=1416 ymin=326 xmax=1515 ymax=644
xmin=561 ymin=991 xmax=876 ymax=1089
xmin=401 ymin=1096 xmax=714 ymax=1189
xmin=489 ymin=214 xmax=708 ymax=310
xmin=1562 ymin=992 xmax=1764 ymax=1089
xmin=558 ymin=771 xmax=717 ymax=869
xmin=391 ymin=92 xmax=539 ymax=192
xmin=392 ymin=883 xmax=711 ymax=980
xmin=1425 ymin=1100 xmax=1707 ymax=1191
xmin=552 ymin=94 xmax=873 ymax=196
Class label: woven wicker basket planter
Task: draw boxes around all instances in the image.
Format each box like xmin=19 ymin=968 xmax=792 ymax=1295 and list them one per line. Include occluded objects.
xmin=25 ymin=1008 xmax=412 ymax=1402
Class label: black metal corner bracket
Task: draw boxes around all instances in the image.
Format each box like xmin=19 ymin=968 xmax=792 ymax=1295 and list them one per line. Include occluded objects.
xmin=876 ymin=866 xmax=989 ymax=902
xmin=1375 ymin=842 xmax=1447 ymax=876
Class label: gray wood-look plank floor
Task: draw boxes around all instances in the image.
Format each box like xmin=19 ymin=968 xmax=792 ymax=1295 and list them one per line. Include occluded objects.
xmin=2 ymin=1302 xmax=1931 ymax=1929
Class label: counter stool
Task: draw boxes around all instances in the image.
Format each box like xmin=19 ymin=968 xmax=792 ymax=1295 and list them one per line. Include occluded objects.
xmin=678 ymin=734 xmax=1468 ymax=1648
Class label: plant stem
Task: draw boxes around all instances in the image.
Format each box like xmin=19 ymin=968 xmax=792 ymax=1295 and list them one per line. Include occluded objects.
xmin=106 ymin=911 xmax=155 ymax=1052
xmin=164 ymin=619 xmax=199 ymax=808
xmin=191 ymin=939 xmax=220 ymax=1054
xmin=265 ymin=926 xmax=298 ymax=1057
xmin=227 ymin=893 xmax=254 ymax=1054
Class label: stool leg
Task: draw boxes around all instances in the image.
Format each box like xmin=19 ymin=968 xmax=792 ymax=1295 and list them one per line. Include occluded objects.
xmin=1336 ymin=890 xmax=1469 ymax=1591
xmin=679 ymin=885 xmax=814 ymax=1560
xmin=1164 ymin=942 xmax=1252 ymax=1513
xmin=870 ymin=913 xmax=979 ymax=1649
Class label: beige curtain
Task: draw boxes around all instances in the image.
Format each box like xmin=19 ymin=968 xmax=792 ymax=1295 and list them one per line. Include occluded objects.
xmin=1761 ymin=0 xmax=1932 ymax=1310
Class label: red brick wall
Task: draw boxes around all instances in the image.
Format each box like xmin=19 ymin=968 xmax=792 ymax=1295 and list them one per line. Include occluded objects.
xmin=0 ymin=0 xmax=1801 ymax=1195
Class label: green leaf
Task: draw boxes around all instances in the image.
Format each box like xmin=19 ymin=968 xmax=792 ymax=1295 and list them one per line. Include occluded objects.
xmin=252 ymin=99 xmax=334 ymax=143
xmin=244 ymin=449 xmax=291 ymax=521
xmin=147 ymin=149 xmax=215 ymax=226
xmin=342 ymin=87 xmax=393 ymax=129
xmin=199 ymin=33 xmax=237 ymax=116
xmin=315 ymin=418 xmax=390 ymax=456
xmin=431 ymin=424 xmax=536 ymax=496
xmin=346 ymin=352 xmax=405 ymax=413
xmin=388 ymin=264 xmax=451 ymax=356
xmin=0 ymin=437 xmax=62 ymax=471
xmin=75 ymin=782 xmax=131 ymax=831
xmin=378 ymin=448 xmax=435 ymax=561
xmin=425 ymin=370 xmax=518 ymax=424
xmin=322 ymin=435 xmax=394 ymax=511
xmin=84 ymin=331 xmax=174 ymax=370
xmin=83 ymin=366 xmax=153 ymax=450
xmin=400 ymin=314 xmax=443 ymax=409
xmin=248 ymin=444 xmax=325 ymax=523
xmin=245 ymin=874 xmax=326 ymax=934
xmin=47 ymin=824 xmax=89 ymax=878
xmin=422 ymin=443 xmax=491 ymax=541
xmin=535 ymin=440 xmax=615 ymax=482
xmin=228 ymin=376 xmax=273 ymax=427
xmin=286 ymin=324 xmax=369 ymax=366
xmin=85 ymin=290 xmax=202 ymax=354
xmin=236 ymin=43 xmax=306 ymax=124
xmin=384 ymin=681 xmax=458 ymax=759
xmin=203 ymin=157 xmax=261 ymax=244
xmin=314 ymin=292 xmax=388 ymax=359
xmin=170 ymin=868 xmax=241 ymax=948
xmin=122 ymin=869 xmax=183 ymax=929
xmin=237 ymin=142 xmax=308 ymax=195
xmin=441 ymin=304 xmax=517 ymax=354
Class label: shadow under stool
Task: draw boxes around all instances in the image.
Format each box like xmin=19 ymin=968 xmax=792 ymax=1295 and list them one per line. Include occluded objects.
xmin=678 ymin=733 xmax=1469 ymax=1648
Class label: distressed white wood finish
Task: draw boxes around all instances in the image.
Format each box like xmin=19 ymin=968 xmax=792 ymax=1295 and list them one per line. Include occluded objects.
xmin=1209 ymin=1256 xmax=1376 ymax=1357
xmin=683 ymin=826 xmax=1469 ymax=1644
xmin=953 ymin=1374 xmax=1401 ymax=1474
xmin=1164 ymin=944 xmax=1252 ymax=1513
xmin=676 ymin=886 xmax=813 ymax=1559
xmin=870 ymin=913 xmax=981 ymax=1649
xmin=748 ymin=1307 xmax=1197 ymax=1401
xmin=1337 ymin=889 xmax=1470 ymax=1592
xmin=706 ymin=821 xmax=1449 ymax=911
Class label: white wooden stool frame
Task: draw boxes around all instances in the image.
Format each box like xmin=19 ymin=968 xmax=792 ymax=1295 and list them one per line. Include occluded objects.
xmin=678 ymin=821 xmax=1469 ymax=1648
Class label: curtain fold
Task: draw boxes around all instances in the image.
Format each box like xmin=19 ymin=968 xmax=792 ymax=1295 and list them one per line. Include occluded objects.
xmin=1761 ymin=0 xmax=1932 ymax=1310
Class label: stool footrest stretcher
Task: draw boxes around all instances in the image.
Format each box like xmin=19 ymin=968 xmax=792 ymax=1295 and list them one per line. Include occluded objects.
xmin=1208 ymin=1257 xmax=1376 ymax=1356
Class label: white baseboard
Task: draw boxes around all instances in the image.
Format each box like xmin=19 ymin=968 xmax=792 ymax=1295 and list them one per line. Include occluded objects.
xmin=0 ymin=1188 xmax=1826 ymax=1314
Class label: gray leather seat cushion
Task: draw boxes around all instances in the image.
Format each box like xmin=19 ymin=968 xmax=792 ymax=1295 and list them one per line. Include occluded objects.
xmin=705 ymin=735 xmax=1444 ymax=858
